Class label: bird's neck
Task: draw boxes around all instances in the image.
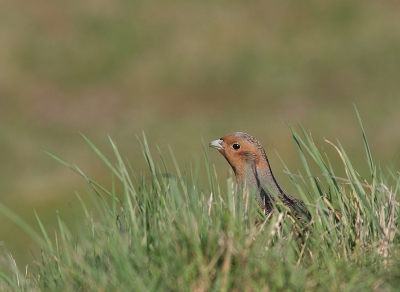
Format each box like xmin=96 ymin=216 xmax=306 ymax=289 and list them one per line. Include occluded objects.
xmin=238 ymin=162 xmax=283 ymax=198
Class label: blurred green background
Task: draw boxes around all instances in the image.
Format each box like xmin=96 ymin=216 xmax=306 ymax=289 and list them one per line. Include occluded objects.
xmin=1 ymin=0 xmax=400 ymax=266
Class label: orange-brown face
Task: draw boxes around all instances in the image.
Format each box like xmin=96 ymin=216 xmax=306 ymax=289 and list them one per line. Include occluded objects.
xmin=209 ymin=132 xmax=268 ymax=181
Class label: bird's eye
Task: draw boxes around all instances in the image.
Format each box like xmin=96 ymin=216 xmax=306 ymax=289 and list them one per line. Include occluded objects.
xmin=232 ymin=143 xmax=241 ymax=150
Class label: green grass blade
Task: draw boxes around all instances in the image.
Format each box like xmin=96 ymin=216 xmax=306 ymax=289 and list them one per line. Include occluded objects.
xmin=0 ymin=203 xmax=48 ymax=249
xmin=34 ymin=210 xmax=55 ymax=253
xmin=354 ymin=104 xmax=374 ymax=176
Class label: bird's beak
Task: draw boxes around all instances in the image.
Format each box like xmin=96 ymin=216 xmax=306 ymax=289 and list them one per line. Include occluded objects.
xmin=209 ymin=139 xmax=224 ymax=151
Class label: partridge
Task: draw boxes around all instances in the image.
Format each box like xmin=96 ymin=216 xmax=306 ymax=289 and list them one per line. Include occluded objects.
xmin=209 ymin=132 xmax=311 ymax=226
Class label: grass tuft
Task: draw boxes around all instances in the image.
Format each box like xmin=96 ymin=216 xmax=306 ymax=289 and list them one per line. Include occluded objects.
xmin=1 ymin=114 xmax=399 ymax=291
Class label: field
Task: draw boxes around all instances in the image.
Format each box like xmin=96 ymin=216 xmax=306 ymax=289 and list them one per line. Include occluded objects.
xmin=1 ymin=121 xmax=399 ymax=290
xmin=1 ymin=0 xmax=400 ymax=290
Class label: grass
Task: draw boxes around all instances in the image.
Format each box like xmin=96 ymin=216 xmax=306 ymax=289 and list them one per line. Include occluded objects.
xmin=0 ymin=111 xmax=399 ymax=291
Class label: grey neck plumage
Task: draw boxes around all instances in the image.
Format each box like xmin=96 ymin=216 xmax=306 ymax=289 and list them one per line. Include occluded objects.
xmin=239 ymin=162 xmax=283 ymax=213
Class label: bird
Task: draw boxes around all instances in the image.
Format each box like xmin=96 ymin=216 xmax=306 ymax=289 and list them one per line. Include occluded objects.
xmin=209 ymin=132 xmax=311 ymax=228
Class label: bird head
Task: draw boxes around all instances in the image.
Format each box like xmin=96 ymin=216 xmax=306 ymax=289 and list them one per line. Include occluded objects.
xmin=209 ymin=132 xmax=269 ymax=181
xmin=209 ymin=132 xmax=311 ymax=224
